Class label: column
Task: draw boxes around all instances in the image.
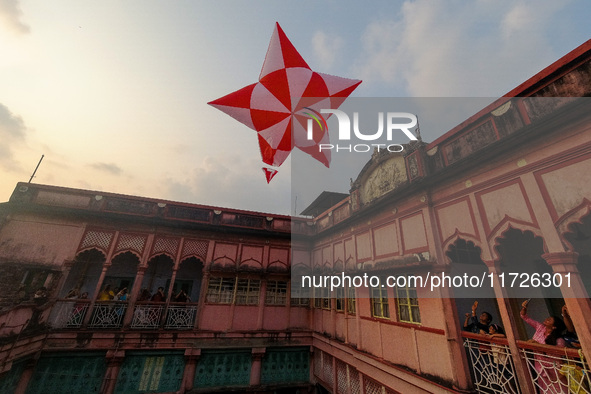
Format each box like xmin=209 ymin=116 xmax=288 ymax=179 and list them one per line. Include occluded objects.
xmin=14 ymin=358 xmax=36 ymax=394
xmin=101 ymin=350 xmax=125 ymax=394
xmin=122 ymin=265 xmax=146 ymax=327
xmin=257 ymin=279 xmax=267 ymax=330
xmin=543 ymin=251 xmax=591 ymax=358
xmin=83 ymin=263 xmax=111 ymax=327
xmin=194 ymin=270 xmax=209 ymax=329
xmin=249 ymin=348 xmax=266 ymax=386
xmin=161 ymin=266 xmax=178 ymax=327
xmin=484 ymin=260 xmax=536 ymax=394
xmin=427 ymin=265 xmax=474 ymax=392
xmin=181 ymin=349 xmax=200 ymax=392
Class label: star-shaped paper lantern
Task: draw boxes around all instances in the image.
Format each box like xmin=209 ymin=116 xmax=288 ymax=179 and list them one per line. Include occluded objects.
xmin=208 ymin=22 xmax=361 ymax=182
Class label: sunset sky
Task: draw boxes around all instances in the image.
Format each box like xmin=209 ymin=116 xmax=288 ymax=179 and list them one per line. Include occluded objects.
xmin=1 ymin=1 xmax=589 ymax=215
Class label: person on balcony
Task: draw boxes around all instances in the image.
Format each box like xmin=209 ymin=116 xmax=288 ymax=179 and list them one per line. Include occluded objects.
xmin=98 ymin=284 xmax=114 ymax=301
xmin=65 ymin=288 xmax=80 ymax=299
xmin=115 ymin=287 xmax=128 ymax=301
xmin=487 ymin=324 xmax=505 ymax=339
xmin=150 ymin=287 xmax=165 ymax=302
xmin=138 ymin=288 xmax=151 ymax=301
xmin=174 ymin=289 xmax=189 ymax=303
xmin=520 ymin=299 xmax=566 ymax=347
xmin=561 ymin=305 xmax=580 ymax=349
xmin=463 ymin=300 xmax=493 ymax=334
xmin=521 ymin=299 xmax=567 ymax=392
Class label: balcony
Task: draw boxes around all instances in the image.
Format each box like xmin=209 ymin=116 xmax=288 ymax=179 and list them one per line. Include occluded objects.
xmin=48 ymin=300 xmax=197 ymax=330
xmin=463 ymin=333 xmax=590 ymax=394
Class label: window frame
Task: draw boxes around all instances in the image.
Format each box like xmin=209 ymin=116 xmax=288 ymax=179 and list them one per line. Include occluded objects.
xmin=396 ymin=285 xmax=421 ymax=324
xmin=370 ymin=285 xmax=390 ymax=319
xmin=346 ymin=286 xmax=356 ymax=315
xmin=235 ymin=278 xmax=261 ymax=305
xmin=205 ymin=276 xmax=236 ymax=304
xmin=265 ymin=280 xmax=288 ymax=306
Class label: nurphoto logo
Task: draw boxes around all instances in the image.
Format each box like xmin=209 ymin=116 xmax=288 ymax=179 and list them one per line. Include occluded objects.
xmin=304 ymin=109 xmax=418 ymax=153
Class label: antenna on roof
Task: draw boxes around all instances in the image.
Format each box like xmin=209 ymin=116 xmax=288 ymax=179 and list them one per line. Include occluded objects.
xmin=28 ymin=154 xmax=44 ymax=183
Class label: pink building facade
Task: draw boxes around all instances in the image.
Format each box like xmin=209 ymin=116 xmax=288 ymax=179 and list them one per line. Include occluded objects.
xmin=0 ymin=40 xmax=590 ymax=393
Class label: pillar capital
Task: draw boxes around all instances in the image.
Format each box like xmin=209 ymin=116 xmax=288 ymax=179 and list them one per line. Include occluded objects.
xmin=251 ymin=347 xmax=266 ymax=361
xmin=483 ymin=260 xmax=501 ymax=272
xmin=542 ymin=252 xmax=579 ymax=273
xmin=184 ymin=348 xmax=201 ymax=362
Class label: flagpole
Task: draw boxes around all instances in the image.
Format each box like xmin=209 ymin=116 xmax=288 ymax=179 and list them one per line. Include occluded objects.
xmin=28 ymin=155 xmax=44 ymax=183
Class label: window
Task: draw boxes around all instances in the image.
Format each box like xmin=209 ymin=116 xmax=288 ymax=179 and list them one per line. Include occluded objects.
xmin=290 ymin=285 xmax=310 ymax=307
xmin=290 ymin=297 xmax=310 ymax=307
xmin=235 ymin=279 xmax=260 ymax=305
xmin=335 ymin=286 xmax=344 ymax=311
xmin=313 ymin=287 xmax=322 ymax=308
xmin=321 ymin=286 xmax=330 ymax=310
xmin=396 ymin=285 xmax=420 ymax=323
xmin=346 ymin=286 xmax=356 ymax=315
xmin=265 ymin=280 xmax=288 ymax=305
xmin=370 ymin=285 xmax=389 ymax=319
xmin=206 ymin=277 xmax=235 ymax=304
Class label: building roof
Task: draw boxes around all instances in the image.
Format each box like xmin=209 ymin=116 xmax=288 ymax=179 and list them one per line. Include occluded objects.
xmin=299 ymin=191 xmax=349 ymax=217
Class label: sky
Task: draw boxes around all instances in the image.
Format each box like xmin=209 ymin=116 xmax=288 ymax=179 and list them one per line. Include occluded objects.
xmin=0 ymin=0 xmax=589 ymax=215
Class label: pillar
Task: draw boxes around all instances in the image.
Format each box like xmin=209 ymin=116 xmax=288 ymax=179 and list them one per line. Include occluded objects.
xmin=14 ymin=358 xmax=36 ymax=394
xmin=543 ymin=251 xmax=591 ymax=359
xmin=101 ymin=350 xmax=124 ymax=394
xmin=181 ymin=349 xmax=200 ymax=393
xmin=484 ymin=260 xmax=536 ymax=394
xmin=249 ymin=348 xmax=266 ymax=386
xmin=123 ymin=265 xmax=147 ymax=327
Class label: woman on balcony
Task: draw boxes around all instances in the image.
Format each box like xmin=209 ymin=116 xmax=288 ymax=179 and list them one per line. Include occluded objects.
xmin=520 ymin=299 xmax=566 ymax=347
xmin=520 ymin=299 xmax=567 ymax=393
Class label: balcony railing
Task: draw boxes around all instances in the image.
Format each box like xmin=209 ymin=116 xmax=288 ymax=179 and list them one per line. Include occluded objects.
xmin=49 ymin=300 xmax=90 ymax=329
xmin=518 ymin=340 xmax=590 ymax=394
xmin=49 ymin=300 xmax=198 ymax=330
xmin=463 ymin=332 xmax=591 ymax=394
xmin=131 ymin=303 xmax=164 ymax=329
xmin=164 ymin=303 xmax=197 ymax=329
xmin=463 ymin=336 xmax=520 ymax=394
xmin=89 ymin=301 xmax=127 ymax=328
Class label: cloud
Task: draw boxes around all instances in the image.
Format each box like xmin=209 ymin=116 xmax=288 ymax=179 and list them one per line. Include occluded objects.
xmin=355 ymin=0 xmax=564 ymax=96
xmin=0 ymin=102 xmax=27 ymax=171
xmin=89 ymin=162 xmax=123 ymax=175
xmin=0 ymin=0 xmax=30 ymax=35
xmin=312 ymin=30 xmax=344 ymax=70
xmin=163 ymin=154 xmax=291 ymax=214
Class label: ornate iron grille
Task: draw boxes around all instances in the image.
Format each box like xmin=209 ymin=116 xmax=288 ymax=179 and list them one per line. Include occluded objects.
xmin=521 ymin=346 xmax=590 ymax=394
xmin=164 ymin=305 xmax=197 ymax=329
xmin=131 ymin=304 xmax=164 ymax=329
xmin=88 ymin=302 xmax=127 ymax=328
xmin=464 ymin=338 xmax=520 ymax=394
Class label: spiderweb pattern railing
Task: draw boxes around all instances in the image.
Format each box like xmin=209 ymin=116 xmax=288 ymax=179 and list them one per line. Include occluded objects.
xmin=464 ymin=337 xmax=520 ymax=394
xmin=89 ymin=302 xmax=127 ymax=328
xmin=131 ymin=303 xmax=164 ymax=329
xmin=518 ymin=341 xmax=590 ymax=394
xmin=164 ymin=304 xmax=197 ymax=329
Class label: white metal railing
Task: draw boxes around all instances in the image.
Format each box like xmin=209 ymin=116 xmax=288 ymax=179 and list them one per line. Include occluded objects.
xmin=164 ymin=304 xmax=197 ymax=329
xmin=50 ymin=300 xmax=199 ymax=330
xmin=131 ymin=303 xmax=164 ymax=329
xmin=88 ymin=301 xmax=127 ymax=328
xmin=519 ymin=341 xmax=590 ymax=394
xmin=464 ymin=337 xmax=520 ymax=393
xmin=48 ymin=300 xmax=90 ymax=328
